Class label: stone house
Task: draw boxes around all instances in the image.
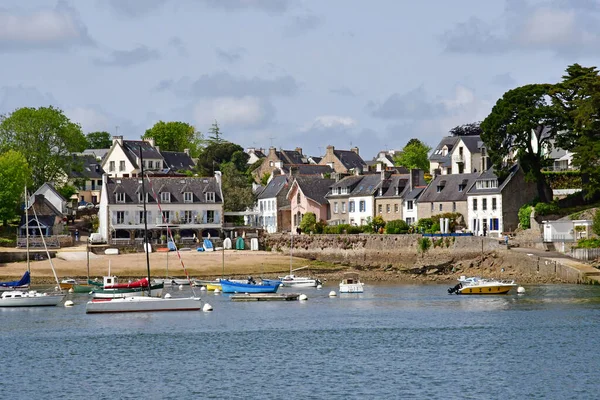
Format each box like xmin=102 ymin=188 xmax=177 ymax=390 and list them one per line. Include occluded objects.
xmin=256 ymin=175 xmax=291 ymax=233
xmin=416 ymin=172 xmax=479 ymax=224
xmin=318 ymin=145 xmax=366 ymax=174
xmin=467 ymin=164 xmax=537 ymax=237
xmin=287 ymin=176 xmax=335 ymax=232
xmin=326 ymin=175 xmax=364 ymax=225
xmin=29 ymin=183 xmax=69 ymax=216
xmin=252 ymin=147 xmax=307 ymax=183
xmin=374 ymin=169 xmax=426 ymax=223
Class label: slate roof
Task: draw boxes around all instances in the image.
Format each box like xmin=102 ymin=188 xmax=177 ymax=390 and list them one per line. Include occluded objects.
xmin=252 ymin=149 xmax=266 ymax=158
xmin=29 ymin=194 xmax=64 ymax=218
xmin=381 ymin=175 xmax=410 ymax=197
xmin=329 ymin=175 xmax=364 ymax=190
xmin=429 ymin=136 xmax=459 ymax=162
xmin=467 ymin=164 xmax=520 ymax=195
xmin=459 ymin=135 xmax=483 ymax=154
xmin=69 ymin=155 xmax=105 ymax=179
xmin=161 ymin=151 xmax=195 ymax=171
xmin=350 ymin=174 xmax=384 ymax=196
xmin=418 ymin=173 xmax=479 ymax=203
xmin=122 ymin=140 xmax=163 ymax=168
xmin=276 ymin=150 xmax=305 ymax=165
xmin=283 ymin=164 xmax=333 ymax=176
xmin=404 ymin=186 xmax=425 ymax=200
xmin=81 ymin=148 xmax=109 ymax=161
xmin=105 ymin=176 xmax=222 ymax=204
xmin=258 ymin=175 xmax=288 ymax=199
xmin=309 ymin=156 xmax=322 ymax=164
xmin=293 ymin=176 xmax=335 ymax=205
xmin=334 ymin=150 xmax=367 ymax=170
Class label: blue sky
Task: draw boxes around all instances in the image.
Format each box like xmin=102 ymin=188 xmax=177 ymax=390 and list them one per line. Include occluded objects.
xmin=1 ymin=0 xmax=599 ymax=160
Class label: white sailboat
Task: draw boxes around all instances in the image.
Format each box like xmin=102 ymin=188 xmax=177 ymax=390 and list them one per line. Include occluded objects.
xmin=278 ymin=233 xmax=322 ymax=288
xmin=86 ymin=150 xmax=202 ymax=314
xmin=0 ymin=187 xmax=66 ymax=307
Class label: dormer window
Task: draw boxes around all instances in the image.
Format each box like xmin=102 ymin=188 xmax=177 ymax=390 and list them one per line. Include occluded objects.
xmin=205 ymin=192 xmax=215 ymax=202
xmin=116 ymin=192 xmax=125 ymax=203
xmin=436 ymin=185 xmax=444 ymax=193
xmin=138 ymin=192 xmax=150 ymax=203
xmin=161 ymin=192 xmax=171 ymax=203
xmin=458 ymin=184 xmax=466 ymax=192
xmin=184 ymin=192 xmax=193 ymax=203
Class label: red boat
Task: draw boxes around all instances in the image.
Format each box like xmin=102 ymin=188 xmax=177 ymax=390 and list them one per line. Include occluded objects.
xmin=104 ymin=277 xmax=149 ymax=289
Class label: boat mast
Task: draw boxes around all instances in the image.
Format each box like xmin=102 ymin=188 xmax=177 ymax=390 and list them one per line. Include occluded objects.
xmin=139 ymin=148 xmax=152 ymax=296
xmin=25 ymin=186 xmax=30 ymax=275
xmin=290 ymin=231 xmax=293 ymax=275
xmin=86 ymin=240 xmax=90 ymax=282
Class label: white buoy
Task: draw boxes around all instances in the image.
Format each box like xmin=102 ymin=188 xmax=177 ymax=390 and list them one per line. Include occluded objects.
xmin=299 ymin=294 xmax=308 ymax=301
xmin=316 ymin=284 xmax=323 ymax=289
xmin=517 ymin=286 xmax=526 ymax=294
xmin=200 ymin=286 xmax=206 ymax=291
xmin=329 ymin=290 xmax=337 ymax=297
xmin=214 ymin=288 xmax=220 ymax=294
xmin=203 ymin=303 xmax=213 ymax=312
xmin=179 ymin=284 xmax=184 ymax=290
xmin=68 ymin=288 xmax=74 ymax=293
xmin=55 ymin=286 xmax=59 ymax=291
xmin=64 ymin=300 xmax=74 ymax=307
xmin=165 ymin=293 xmax=172 ymax=298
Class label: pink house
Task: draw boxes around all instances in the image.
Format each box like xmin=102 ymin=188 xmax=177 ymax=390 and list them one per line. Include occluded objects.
xmin=287 ymin=176 xmax=335 ymax=232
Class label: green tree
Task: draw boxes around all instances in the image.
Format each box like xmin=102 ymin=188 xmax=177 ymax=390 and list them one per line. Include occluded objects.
xmin=371 ymin=215 xmax=386 ymax=233
xmin=208 ymin=121 xmax=224 ymax=144
xmin=449 ymin=122 xmax=482 ymax=136
xmin=220 ymin=162 xmax=255 ymax=211
xmin=86 ymin=131 xmax=112 ymax=149
xmin=196 ymin=141 xmax=245 ymax=176
xmin=57 ymin=184 xmax=78 ymax=202
xmin=394 ymin=138 xmax=431 ymax=171
xmin=0 ymin=150 xmax=31 ymax=226
xmin=481 ymin=84 xmax=561 ymax=203
xmin=142 ymin=121 xmax=204 ymax=157
xmin=593 ymin=209 xmax=600 ymax=236
xmin=260 ymin=172 xmax=271 ymax=186
xmin=0 ymin=106 xmax=87 ymax=189
xmin=299 ymin=212 xmax=318 ymax=233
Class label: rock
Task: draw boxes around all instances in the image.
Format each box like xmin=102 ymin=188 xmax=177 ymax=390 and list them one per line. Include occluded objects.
xmin=426 ymin=268 xmax=439 ymax=275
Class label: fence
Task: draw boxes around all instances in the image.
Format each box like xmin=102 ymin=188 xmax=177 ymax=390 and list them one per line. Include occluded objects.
xmin=571 ymin=248 xmax=600 ymax=261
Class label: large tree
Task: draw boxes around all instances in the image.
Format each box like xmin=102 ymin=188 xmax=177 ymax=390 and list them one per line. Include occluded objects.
xmin=481 ymin=84 xmax=561 ymax=203
xmin=0 ymin=150 xmax=31 ymax=226
xmin=449 ymin=122 xmax=482 ymax=136
xmin=551 ymin=64 xmax=600 ymax=200
xmin=220 ymin=162 xmax=255 ymax=211
xmin=142 ymin=121 xmax=203 ymax=157
xmin=196 ymin=141 xmax=246 ymax=176
xmin=86 ymin=131 xmax=112 ymax=149
xmin=0 ymin=106 xmax=87 ymax=189
xmin=393 ymin=138 xmax=431 ymax=171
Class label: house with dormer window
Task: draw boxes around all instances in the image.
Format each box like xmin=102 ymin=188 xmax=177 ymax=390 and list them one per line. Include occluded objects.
xmin=346 ymin=173 xmax=389 ymax=226
xmin=287 ymin=176 xmax=334 ymax=232
xmin=326 ymin=175 xmax=364 ymax=225
xmin=252 ymin=146 xmax=308 ymax=183
xmin=256 ymin=175 xmax=291 ymax=233
xmin=97 ymin=172 xmax=223 ymax=244
xmin=417 ymin=173 xmax=479 ymax=223
xmin=374 ymin=169 xmax=426 ymax=223
xmin=467 ymin=164 xmax=537 ymax=237
xmin=318 ymin=145 xmax=367 ymax=174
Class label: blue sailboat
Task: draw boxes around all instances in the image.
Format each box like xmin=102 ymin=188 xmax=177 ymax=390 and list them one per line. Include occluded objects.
xmin=219 ymin=278 xmax=280 ymax=294
xmin=0 ymin=271 xmax=31 ymax=291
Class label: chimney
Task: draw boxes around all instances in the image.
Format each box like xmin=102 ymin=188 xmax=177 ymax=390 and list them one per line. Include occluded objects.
xmin=145 ymin=138 xmax=155 ymax=147
xmin=269 ymin=146 xmax=277 ymax=156
xmin=112 ymin=135 xmax=123 ymax=146
xmin=326 ymin=145 xmax=334 ymax=155
xmin=214 ymin=170 xmax=222 ymax=185
xmin=380 ymin=169 xmax=391 ymax=181
xmin=350 ymin=146 xmax=359 ymax=155
xmin=295 ymin=147 xmax=303 ymax=155
xmin=409 ymin=169 xmax=424 ymax=191
xmin=184 ymin=148 xmax=189 ymax=155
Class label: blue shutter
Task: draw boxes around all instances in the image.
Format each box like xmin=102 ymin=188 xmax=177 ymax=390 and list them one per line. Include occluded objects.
xmin=202 ymin=211 xmax=207 ymax=224
xmin=214 ymin=211 xmax=220 ymax=224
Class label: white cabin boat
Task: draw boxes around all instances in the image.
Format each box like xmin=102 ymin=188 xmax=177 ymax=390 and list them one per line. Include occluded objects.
xmin=0 ymin=290 xmax=66 ymax=307
xmin=279 ymin=275 xmax=321 ymax=288
xmin=85 ymin=296 xmax=202 ymax=313
xmin=339 ymin=273 xmax=364 ymax=293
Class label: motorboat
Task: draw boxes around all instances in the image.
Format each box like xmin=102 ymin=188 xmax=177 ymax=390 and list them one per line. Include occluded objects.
xmin=278 ymin=274 xmax=322 ymax=288
xmin=448 ymin=276 xmax=517 ymax=295
xmin=339 ymin=273 xmax=364 ymax=293
xmin=59 ymin=278 xmax=78 ymax=290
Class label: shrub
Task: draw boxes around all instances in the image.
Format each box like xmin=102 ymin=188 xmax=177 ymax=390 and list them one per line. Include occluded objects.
xmin=385 ymin=219 xmax=410 ymax=234
xmin=323 ymin=224 xmax=363 ymax=234
xmin=416 ymin=218 xmax=434 ymax=233
xmin=593 ymin=209 xmax=600 ymax=236
xmin=518 ymin=205 xmax=532 ymax=229
xmin=430 ymin=222 xmax=440 ymax=233
xmin=534 ymin=202 xmax=560 ymax=216
xmin=371 ymin=215 xmax=386 ymax=233
xmin=299 ymin=212 xmax=317 ymax=233
xmin=417 ymin=237 xmax=431 ymax=254
xmin=574 ymin=238 xmax=600 ymax=249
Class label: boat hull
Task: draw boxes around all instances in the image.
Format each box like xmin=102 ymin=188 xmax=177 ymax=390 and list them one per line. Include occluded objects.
xmin=0 ymin=292 xmax=66 ymax=307
xmin=219 ymin=279 xmax=279 ymax=294
xmin=458 ymin=285 xmax=516 ymax=295
xmin=339 ymin=283 xmax=364 ymax=293
xmin=205 ymin=283 xmax=222 ymax=291
xmin=153 ymin=278 xmax=191 ymax=286
xmin=72 ymin=284 xmax=96 ymax=293
xmin=85 ymin=296 xmax=202 ymax=313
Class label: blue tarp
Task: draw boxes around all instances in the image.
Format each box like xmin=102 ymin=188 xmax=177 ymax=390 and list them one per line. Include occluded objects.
xmin=203 ymin=239 xmax=214 ymax=250
xmin=167 ymin=241 xmax=176 ymax=251
xmin=0 ymin=271 xmax=30 ymax=287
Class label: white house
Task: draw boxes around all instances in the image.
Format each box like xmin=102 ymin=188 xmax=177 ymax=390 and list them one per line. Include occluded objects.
xmin=29 ymin=183 xmax=68 ymax=215
xmin=450 ymin=136 xmax=486 ymax=174
xmin=402 ymin=187 xmax=424 ymax=225
xmin=256 ymin=175 xmax=290 ymax=233
xmin=347 ymin=174 xmax=385 ymax=226
xmin=98 ymin=173 xmax=223 ymax=244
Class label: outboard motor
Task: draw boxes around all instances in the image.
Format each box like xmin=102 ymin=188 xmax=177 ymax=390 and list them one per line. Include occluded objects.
xmin=448 ymin=283 xmax=462 ymax=294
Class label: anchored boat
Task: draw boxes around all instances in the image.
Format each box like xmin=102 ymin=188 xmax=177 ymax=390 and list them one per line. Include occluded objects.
xmin=448 ymin=276 xmax=517 ymax=295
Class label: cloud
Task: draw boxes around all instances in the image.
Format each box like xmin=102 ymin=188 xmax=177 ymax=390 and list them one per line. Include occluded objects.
xmin=193 ymin=96 xmax=274 ymax=129
xmin=94 ymin=45 xmax=160 ymax=67
xmin=198 ymin=0 xmax=291 ymax=14
xmin=169 ymin=37 xmax=187 ymax=57
xmin=285 ymin=13 xmax=322 ymax=35
xmin=369 ymin=86 xmax=447 ymax=120
xmin=0 ymin=85 xmax=59 ymax=114
xmin=158 ymin=71 xmax=299 ymax=98
xmin=303 ymin=115 xmax=357 ymax=131
xmin=0 ymin=1 xmax=94 ymax=51
xmin=491 ymin=72 xmax=517 ymax=87
xmin=442 ymin=1 xmax=600 ymax=56
xmin=104 ymin=0 xmax=168 ymax=17
xmin=65 ymin=106 xmax=111 ymax=133
xmin=330 ymin=86 xmax=355 ymax=97
xmin=215 ymin=47 xmax=245 ymax=63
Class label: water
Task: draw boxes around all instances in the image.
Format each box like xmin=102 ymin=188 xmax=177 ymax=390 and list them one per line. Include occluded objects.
xmin=2 ymin=284 xmax=600 ymax=400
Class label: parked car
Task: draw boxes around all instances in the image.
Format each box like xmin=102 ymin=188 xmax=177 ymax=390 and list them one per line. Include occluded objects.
xmin=88 ymin=233 xmax=105 ymax=244
xmin=77 ymin=201 xmax=95 ymax=211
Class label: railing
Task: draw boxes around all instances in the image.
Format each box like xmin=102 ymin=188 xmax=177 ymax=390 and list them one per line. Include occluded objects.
xmin=452 ymin=154 xmax=464 ymax=163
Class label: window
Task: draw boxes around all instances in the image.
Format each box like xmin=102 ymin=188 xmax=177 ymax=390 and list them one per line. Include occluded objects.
xmin=205 ymin=192 xmax=215 ymax=202
xmin=341 ymin=202 xmax=346 ymax=213
xmin=92 ymin=195 xmax=97 ymax=204
xmin=394 ymin=204 xmax=399 ymax=213
xmin=138 ymin=211 xmax=146 ymax=224
xmin=349 ymin=201 xmax=355 ymax=212
xmin=406 ymin=217 xmax=413 ymax=224
xmin=407 ymin=201 xmax=413 ymax=210
xmin=206 ymin=210 xmax=215 ymax=223
xmin=378 ymin=204 xmax=382 ymax=213
xmin=148 ymin=160 xmax=153 ymax=169
xmin=436 ymin=186 xmax=443 ymax=193
xmin=473 ymin=198 xmax=478 ymax=211
xmin=116 ymin=211 xmax=125 ymax=224
xmin=386 ymin=204 xmax=390 ymax=213
xmin=162 ymin=210 xmax=170 ymax=223
xmin=482 ymin=198 xmax=487 ymax=211
xmin=116 ymin=192 xmax=125 ymax=203
xmin=453 ymin=202 xmax=456 ymax=212
xmin=492 ymin=197 xmax=497 ymax=211
xmin=119 ymin=161 xmax=125 ymax=171
xmin=161 ymin=192 xmax=171 ymax=203
xmin=296 ymin=192 xmax=301 ymax=204
xmin=269 ymin=161 xmax=274 ymax=167
xmin=334 ymin=202 xmax=338 ymax=214
xmin=490 ymin=218 xmax=499 ymax=231
xmin=439 ymin=204 xmax=443 ymax=211
xmin=458 ymin=184 xmax=465 ymax=192
xmin=359 ymin=200 xmax=366 ymax=212
xmin=431 ymin=203 xmax=434 ymax=212
xmin=183 ymin=210 xmax=193 ymax=224
xmin=109 ymin=161 xmax=115 ymax=172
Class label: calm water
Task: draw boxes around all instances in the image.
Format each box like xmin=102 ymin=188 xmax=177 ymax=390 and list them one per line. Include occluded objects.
xmin=2 ymin=283 xmax=600 ymax=400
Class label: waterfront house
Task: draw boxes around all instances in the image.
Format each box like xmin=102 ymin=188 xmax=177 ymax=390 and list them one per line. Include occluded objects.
xmin=347 ymin=173 xmax=388 ymax=226
xmin=29 ymin=183 xmax=69 ymax=216
xmin=429 ymin=136 xmax=458 ymax=176
xmin=21 ymin=194 xmax=65 ymax=237
xmin=102 ymin=136 xmax=164 ymax=178
xmin=68 ymin=154 xmax=105 ymax=206
xmin=449 ymin=135 xmax=487 ymax=174
xmin=466 ymin=165 xmax=537 ymax=237
xmin=318 ymin=145 xmax=367 ymax=174
xmin=256 ymin=175 xmax=291 ymax=233
xmin=374 ymin=169 xmax=426 ymax=223
xmin=252 ymin=147 xmax=308 ymax=183
xmin=287 ymin=176 xmax=335 ymax=232
xmin=416 ymin=173 xmax=479 ymax=224
xmin=326 ymin=175 xmax=364 ymax=225
xmin=97 ymin=173 xmax=223 ymax=244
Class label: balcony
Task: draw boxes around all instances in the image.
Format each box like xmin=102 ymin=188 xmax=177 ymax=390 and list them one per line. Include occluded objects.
xmin=452 ymin=154 xmax=465 ymax=164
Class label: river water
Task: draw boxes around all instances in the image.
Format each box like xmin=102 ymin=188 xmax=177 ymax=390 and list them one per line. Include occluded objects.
xmin=1 ymin=283 xmax=599 ymax=400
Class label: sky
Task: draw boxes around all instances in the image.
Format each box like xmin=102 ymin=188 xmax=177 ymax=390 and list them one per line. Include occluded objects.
xmin=1 ymin=0 xmax=600 ymax=161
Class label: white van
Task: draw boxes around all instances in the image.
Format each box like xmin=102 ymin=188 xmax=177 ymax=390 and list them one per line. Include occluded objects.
xmin=88 ymin=233 xmax=105 ymax=244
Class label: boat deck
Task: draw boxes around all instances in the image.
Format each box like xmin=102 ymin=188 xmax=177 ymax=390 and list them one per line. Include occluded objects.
xmin=230 ymin=293 xmax=300 ymax=302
